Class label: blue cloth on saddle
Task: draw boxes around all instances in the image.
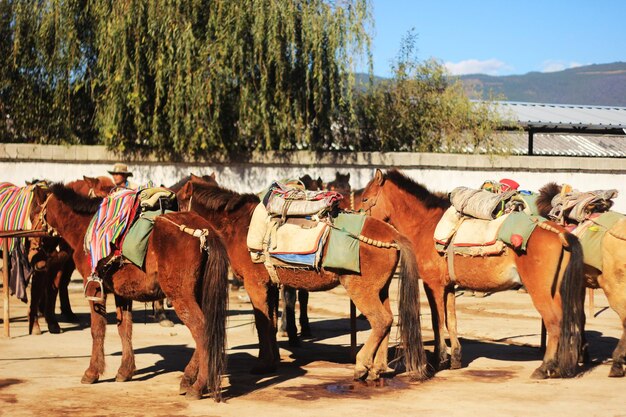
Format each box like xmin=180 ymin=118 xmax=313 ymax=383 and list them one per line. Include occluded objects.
xmin=271 ymin=252 xmax=318 ymax=267
xmin=322 ymin=212 xmax=366 ymax=273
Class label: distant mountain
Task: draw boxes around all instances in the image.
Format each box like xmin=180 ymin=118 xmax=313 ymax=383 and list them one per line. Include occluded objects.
xmin=457 ymin=62 xmax=626 ymax=107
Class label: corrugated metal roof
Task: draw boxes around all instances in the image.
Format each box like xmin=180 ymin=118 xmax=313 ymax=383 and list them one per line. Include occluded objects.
xmin=491 ymin=101 xmax=626 ymax=130
xmin=502 ymin=132 xmax=626 ymax=157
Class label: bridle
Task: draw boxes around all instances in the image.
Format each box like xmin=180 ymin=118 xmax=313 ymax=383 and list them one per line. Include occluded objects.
xmin=360 ymin=185 xmax=382 ymax=216
xmin=35 ymin=193 xmax=60 ymax=237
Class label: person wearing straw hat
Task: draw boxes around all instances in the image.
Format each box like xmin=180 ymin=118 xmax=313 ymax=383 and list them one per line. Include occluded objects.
xmin=108 ymin=162 xmax=138 ymax=190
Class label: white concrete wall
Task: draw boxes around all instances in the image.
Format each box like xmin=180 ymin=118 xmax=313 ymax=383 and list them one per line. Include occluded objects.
xmin=1 ymin=144 xmax=625 ymax=212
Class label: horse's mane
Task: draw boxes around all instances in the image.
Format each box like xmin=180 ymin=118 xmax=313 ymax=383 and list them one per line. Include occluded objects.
xmin=50 ymin=183 xmax=103 ymax=214
xmin=169 ymin=174 xmax=216 ymax=192
xmin=192 ymin=182 xmax=260 ymax=213
xmin=384 ymin=169 xmax=450 ymax=210
xmin=536 ymin=182 xmax=561 ymax=218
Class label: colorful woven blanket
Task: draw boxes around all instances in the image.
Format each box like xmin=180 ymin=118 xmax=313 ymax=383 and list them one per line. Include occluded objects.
xmin=0 ymin=182 xmax=35 ymax=252
xmin=84 ymin=189 xmax=139 ymax=272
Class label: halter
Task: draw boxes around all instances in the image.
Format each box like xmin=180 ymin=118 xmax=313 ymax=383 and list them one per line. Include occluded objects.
xmin=35 ymin=194 xmax=60 ymax=237
xmin=360 ymin=185 xmax=382 ymax=216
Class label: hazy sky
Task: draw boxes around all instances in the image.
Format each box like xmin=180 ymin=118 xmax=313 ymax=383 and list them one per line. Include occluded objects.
xmin=367 ymin=0 xmax=626 ymax=77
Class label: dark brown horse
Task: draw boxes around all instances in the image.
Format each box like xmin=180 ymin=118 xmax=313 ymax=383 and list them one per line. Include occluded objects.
xmin=538 ymin=182 xmax=626 ymax=377
xmin=33 ymin=183 xmax=230 ymax=400
xmin=278 ymin=174 xmax=324 ymax=346
xmin=360 ymin=169 xmax=586 ymax=379
xmin=327 ymin=172 xmax=364 ymax=211
xmin=29 ymin=176 xmax=115 ymax=335
xmin=177 ymin=179 xmax=429 ymax=382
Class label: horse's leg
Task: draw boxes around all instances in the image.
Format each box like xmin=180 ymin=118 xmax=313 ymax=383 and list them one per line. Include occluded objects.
xmin=168 ymin=298 xmax=209 ymax=399
xmin=603 ymin=279 xmax=626 ymax=377
xmin=372 ymin=287 xmax=392 ymax=377
xmin=28 ymin=270 xmax=45 ymax=335
xmin=422 ymin=283 xmax=449 ymax=370
xmin=298 ymin=289 xmax=312 ymax=338
xmin=245 ymin=278 xmax=280 ymax=374
xmin=280 ymin=286 xmax=299 ymax=346
xmin=153 ymin=299 xmax=174 ymax=327
xmin=59 ymin=259 xmax=79 ymax=323
xmin=114 ymin=295 xmax=136 ymax=382
xmin=42 ymin=266 xmax=62 ymax=334
xmin=179 ymin=350 xmax=199 ymax=395
xmin=82 ymin=297 xmax=108 ymax=384
xmin=445 ymin=286 xmax=462 ymax=369
xmin=346 ymin=282 xmax=393 ymax=381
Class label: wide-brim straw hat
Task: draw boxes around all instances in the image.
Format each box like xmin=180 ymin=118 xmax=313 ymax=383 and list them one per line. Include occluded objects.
xmin=108 ymin=163 xmax=133 ymax=177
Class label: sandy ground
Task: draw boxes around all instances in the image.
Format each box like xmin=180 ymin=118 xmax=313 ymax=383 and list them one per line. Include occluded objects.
xmin=1 ymin=275 xmax=624 ymax=417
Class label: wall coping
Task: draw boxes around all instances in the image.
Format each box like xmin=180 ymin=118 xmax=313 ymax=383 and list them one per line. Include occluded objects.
xmin=1 ymin=143 xmax=624 ymax=173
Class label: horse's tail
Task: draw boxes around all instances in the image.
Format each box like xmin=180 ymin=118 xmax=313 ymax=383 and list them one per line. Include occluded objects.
xmin=556 ymin=231 xmax=585 ymax=377
xmin=200 ymin=232 xmax=230 ymax=401
xmin=395 ymin=234 xmax=431 ymax=381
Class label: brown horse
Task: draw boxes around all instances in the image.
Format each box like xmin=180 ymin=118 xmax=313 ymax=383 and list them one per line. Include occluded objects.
xmin=33 ymin=182 xmax=230 ymax=400
xmin=360 ymin=169 xmax=586 ymax=379
xmin=29 ymin=176 xmax=115 ymax=335
xmin=177 ymin=179 xmax=429 ymax=382
xmin=537 ymin=182 xmax=626 ymax=377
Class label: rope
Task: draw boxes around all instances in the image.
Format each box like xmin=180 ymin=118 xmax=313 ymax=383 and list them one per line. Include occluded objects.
xmin=327 ymin=222 xmax=399 ymax=250
xmin=534 ymin=220 xmax=569 ymax=247
xmin=159 ymin=216 xmax=211 ymax=252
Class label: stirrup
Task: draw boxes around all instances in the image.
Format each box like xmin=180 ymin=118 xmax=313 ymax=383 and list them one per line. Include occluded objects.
xmin=84 ymin=274 xmax=105 ymax=302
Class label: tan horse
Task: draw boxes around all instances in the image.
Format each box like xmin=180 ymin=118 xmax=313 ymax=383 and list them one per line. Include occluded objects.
xmin=360 ymin=169 xmax=586 ymax=379
xmin=177 ymin=179 xmax=430 ymax=382
xmin=538 ymin=182 xmax=626 ymax=377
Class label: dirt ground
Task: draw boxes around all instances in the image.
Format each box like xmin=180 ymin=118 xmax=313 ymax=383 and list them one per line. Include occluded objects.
xmin=1 ymin=275 xmax=624 ymax=417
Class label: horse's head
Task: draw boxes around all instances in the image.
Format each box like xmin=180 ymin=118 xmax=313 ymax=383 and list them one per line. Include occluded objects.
xmin=361 ymin=169 xmax=391 ymax=221
xmin=299 ymin=174 xmax=324 ymax=191
xmin=29 ymin=182 xmax=52 ymax=230
xmin=74 ymin=176 xmax=115 ymax=197
xmin=327 ymin=172 xmax=351 ymax=193
xmin=536 ymin=182 xmax=562 ymax=218
xmin=190 ymin=173 xmax=218 ymax=187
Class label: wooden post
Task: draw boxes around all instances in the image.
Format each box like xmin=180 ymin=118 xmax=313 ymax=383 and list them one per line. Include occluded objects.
xmin=587 ymin=288 xmax=594 ymax=319
xmin=350 ymin=300 xmax=357 ymax=361
xmin=3 ymin=238 xmax=9 ymax=338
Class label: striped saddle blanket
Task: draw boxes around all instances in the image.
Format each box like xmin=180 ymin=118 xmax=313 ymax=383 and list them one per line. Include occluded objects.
xmin=0 ymin=182 xmax=36 ymax=252
xmin=84 ymin=189 xmax=139 ymax=272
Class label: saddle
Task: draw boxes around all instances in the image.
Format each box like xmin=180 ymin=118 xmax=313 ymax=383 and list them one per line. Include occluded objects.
xmin=248 ymin=180 xmax=343 ymax=283
xmin=83 ymin=187 xmax=178 ymax=300
xmin=549 ymin=186 xmax=618 ymax=224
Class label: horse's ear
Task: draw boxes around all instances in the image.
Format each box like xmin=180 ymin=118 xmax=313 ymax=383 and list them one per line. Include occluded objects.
xmin=209 ymin=172 xmax=216 ymax=180
xmin=83 ymin=175 xmax=97 ymax=187
xmin=346 ymin=173 xmax=350 ymax=181
xmin=374 ymin=169 xmax=384 ymax=185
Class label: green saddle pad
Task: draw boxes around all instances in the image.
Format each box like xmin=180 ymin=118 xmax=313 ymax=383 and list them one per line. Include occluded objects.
xmin=122 ymin=210 xmax=174 ymax=268
xmin=578 ymin=211 xmax=624 ymax=271
xmin=497 ymin=212 xmax=545 ymax=251
xmin=322 ymin=212 xmax=366 ymax=273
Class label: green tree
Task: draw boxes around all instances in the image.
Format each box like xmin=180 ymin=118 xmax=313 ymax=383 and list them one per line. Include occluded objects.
xmin=92 ymin=0 xmax=372 ymax=157
xmin=353 ymin=30 xmax=507 ymax=153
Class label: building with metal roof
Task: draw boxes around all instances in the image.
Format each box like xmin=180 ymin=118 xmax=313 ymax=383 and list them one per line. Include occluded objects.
xmin=491 ymin=101 xmax=626 ymax=156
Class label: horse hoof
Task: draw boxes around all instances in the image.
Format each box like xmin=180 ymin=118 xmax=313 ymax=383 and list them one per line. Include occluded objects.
xmin=185 ymin=388 xmax=203 ymax=400
xmin=288 ymin=338 xmax=301 ymax=348
xmin=159 ymin=319 xmax=175 ymax=328
xmin=450 ymin=358 xmax=462 ymax=370
xmin=48 ymin=324 xmax=62 ymax=334
xmin=300 ymin=330 xmax=312 ymax=339
xmin=353 ymin=365 xmax=369 ymax=381
xmin=115 ymin=373 xmax=133 ymax=382
xmin=608 ymin=364 xmax=625 ymax=378
xmin=81 ymin=373 xmax=99 ymax=384
xmin=530 ymin=368 xmax=548 ymax=380
xmin=278 ymin=330 xmax=288 ymax=338
xmin=31 ymin=326 xmax=42 ymax=336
